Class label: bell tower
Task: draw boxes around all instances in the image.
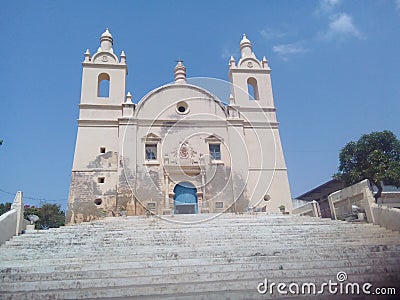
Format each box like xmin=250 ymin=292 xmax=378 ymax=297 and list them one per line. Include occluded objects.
xmin=80 ymin=28 xmax=127 ymax=106
xmin=228 ymin=34 xmax=292 ymax=213
xmin=228 ymin=34 xmax=274 ymax=110
xmin=67 ymin=29 xmax=128 ymax=224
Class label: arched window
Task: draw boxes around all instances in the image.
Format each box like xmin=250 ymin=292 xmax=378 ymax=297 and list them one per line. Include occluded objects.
xmin=98 ymin=73 xmax=110 ymax=97
xmin=247 ymin=77 xmax=259 ymax=100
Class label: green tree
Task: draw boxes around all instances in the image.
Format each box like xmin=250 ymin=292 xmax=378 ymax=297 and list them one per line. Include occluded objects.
xmin=38 ymin=204 xmax=65 ymax=229
xmin=24 ymin=205 xmax=40 ymax=220
xmin=0 ymin=202 xmax=12 ymax=215
xmin=23 ymin=204 xmax=65 ymax=229
xmin=334 ymin=130 xmax=400 ymax=202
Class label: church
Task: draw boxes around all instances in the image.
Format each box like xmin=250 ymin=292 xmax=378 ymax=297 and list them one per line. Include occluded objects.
xmin=66 ymin=29 xmax=292 ymax=224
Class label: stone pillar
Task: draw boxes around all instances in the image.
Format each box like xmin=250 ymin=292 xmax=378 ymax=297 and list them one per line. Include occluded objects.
xmin=164 ymin=174 xmax=169 ymax=208
xmin=200 ymin=171 xmax=209 ymax=213
xmin=163 ymin=174 xmax=172 ymax=215
xmin=328 ymin=195 xmax=337 ymax=220
xmin=311 ymin=200 xmax=321 ymax=217
xmin=196 ymin=192 xmax=203 ymax=213
xmin=11 ymin=191 xmax=24 ymax=235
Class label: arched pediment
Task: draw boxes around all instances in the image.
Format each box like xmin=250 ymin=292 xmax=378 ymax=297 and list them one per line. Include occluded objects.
xmin=134 ymin=83 xmax=228 ymax=119
xmin=91 ymin=51 xmax=119 ymax=64
xmin=238 ymin=57 xmax=262 ymax=69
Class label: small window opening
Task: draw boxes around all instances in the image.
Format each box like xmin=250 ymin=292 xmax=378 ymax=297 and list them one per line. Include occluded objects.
xmin=100 ymin=147 xmax=106 ymax=154
xmin=247 ymin=77 xmax=259 ymax=100
xmin=98 ymin=177 xmax=105 ymax=184
xmin=98 ymin=73 xmax=110 ymax=98
xmin=145 ymin=144 xmax=157 ymax=160
xmin=215 ymin=202 xmax=224 ymax=209
xmin=94 ymin=198 xmax=102 ymax=205
xmin=209 ymin=144 xmax=221 ymax=160
xmin=147 ymin=202 xmax=156 ymax=210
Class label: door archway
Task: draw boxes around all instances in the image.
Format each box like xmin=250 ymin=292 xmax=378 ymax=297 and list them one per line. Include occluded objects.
xmin=174 ymin=182 xmax=198 ymax=214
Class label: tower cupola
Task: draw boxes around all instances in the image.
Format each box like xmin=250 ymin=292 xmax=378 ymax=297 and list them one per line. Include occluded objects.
xmin=240 ymin=34 xmax=253 ymax=58
xmin=100 ymin=28 xmax=113 ymax=52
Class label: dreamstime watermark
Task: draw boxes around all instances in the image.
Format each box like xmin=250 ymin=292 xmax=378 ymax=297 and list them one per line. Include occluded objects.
xmin=257 ymin=271 xmax=397 ymax=296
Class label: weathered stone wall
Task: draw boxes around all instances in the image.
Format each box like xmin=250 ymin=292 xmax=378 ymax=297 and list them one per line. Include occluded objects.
xmin=67 ymin=171 xmax=117 ymax=224
xmin=67 ymin=149 xmax=119 ymax=224
xmin=116 ymin=155 xmax=137 ymax=214
xmin=135 ymin=165 xmax=164 ymax=215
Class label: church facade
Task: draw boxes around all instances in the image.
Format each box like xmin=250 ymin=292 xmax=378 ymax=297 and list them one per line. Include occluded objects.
xmin=66 ymin=29 xmax=292 ymax=224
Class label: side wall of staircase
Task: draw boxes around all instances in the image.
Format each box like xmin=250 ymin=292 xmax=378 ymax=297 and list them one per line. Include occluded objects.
xmin=0 ymin=192 xmax=26 ymax=245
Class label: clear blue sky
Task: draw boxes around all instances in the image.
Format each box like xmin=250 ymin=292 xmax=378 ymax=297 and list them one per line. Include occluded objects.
xmin=1 ymin=0 xmax=399 ymax=210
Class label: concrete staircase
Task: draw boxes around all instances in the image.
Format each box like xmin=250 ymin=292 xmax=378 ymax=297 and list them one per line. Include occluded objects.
xmin=0 ymin=214 xmax=399 ymax=299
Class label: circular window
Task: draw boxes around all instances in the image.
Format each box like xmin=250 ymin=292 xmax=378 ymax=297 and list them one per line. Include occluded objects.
xmin=176 ymin=101 xmax=189 ymax=114
xmin=94 ymin=198 xmax=102 ymax=205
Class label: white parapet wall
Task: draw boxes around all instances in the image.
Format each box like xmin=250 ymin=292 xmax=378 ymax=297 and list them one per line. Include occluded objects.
xmin=0 ymin=209 xmax=18 ymax=245
xmin=0 ymin=191 xmax=26 ymax=245
xmin=328 ymin=179 xmax=375 ymax=222
xmin=370 ymin=204 xmax=400 ymax=232
xmin=292 ymin=200 xmax=321 ymax=217
xmin=328 ymin=179 xmax=400 ymax=232
xmin=380 ymin=192 xmax=400 ymax=209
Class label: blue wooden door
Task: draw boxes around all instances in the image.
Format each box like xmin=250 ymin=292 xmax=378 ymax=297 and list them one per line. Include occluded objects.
xmin=174 ymin=182 xmax=198 ymax=214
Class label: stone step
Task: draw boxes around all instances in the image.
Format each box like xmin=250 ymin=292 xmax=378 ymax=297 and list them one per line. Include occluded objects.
xmin=48 ymin=219 xmax=382 ymax=228
xmin=23 ymin=226 xmax=398 ymax=235
xmin=0 ymin=241 xmax=400 ymax=261
xmin=104 ymin=287 xmax=400 ymax=300
xmin=1 ymin=214 xmax=399 ymax=299
xmin=12 ymin=225 xmax=398 ymax=239
xmin=1 ymin=242 xmax=399 ymax=263
xmin=17 ymin=222 xmax=387 ymax=233
xmin=4 ymin=236 xmax=399 ymax=251
xmin=1 ymin=249 xmax=399 ymax=272
xmin=5 ymin=228 xmax=400 ymax=243
xmin=1 ymin=245 xmax=398 ymax=262
xmin=37 ymin=217 xmax=378 ymax=228
xmin=8 ymin=234 xmax=396 ymax=247
xmin=1 ymin=264 xmax=399 ymax=293
xmin=5 ymin=230 xmax=399 ymax=242
xmin=86 ymin=218 xmax=371 ymax=225
xmin=1 ymin=273 xmax=399 ymax=300
xmin=2 ymin=246 xmax=399 ymax=270
xmin=2 ymin=256 xmax=400 ymax=283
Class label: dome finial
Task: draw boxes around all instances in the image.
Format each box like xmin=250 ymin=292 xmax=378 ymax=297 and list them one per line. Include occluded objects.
xmin=125 ymin=92 xmax=133 ymax=104
xmin=84 ymin=49 xmax=91 ymax=62
xmin=174 ymin=59 xmax=186 ymax=84
xmin=120 ymin=50 xmax=126 ymax=63
xmin=240 ymin=33 xmax=252 ymax=58
xmin=100 ymin=28 xmax=113 ymax=51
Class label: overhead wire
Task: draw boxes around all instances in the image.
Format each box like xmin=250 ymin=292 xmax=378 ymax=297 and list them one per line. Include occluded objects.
xmin=0 ymin=188 xmax=66 ymax=203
